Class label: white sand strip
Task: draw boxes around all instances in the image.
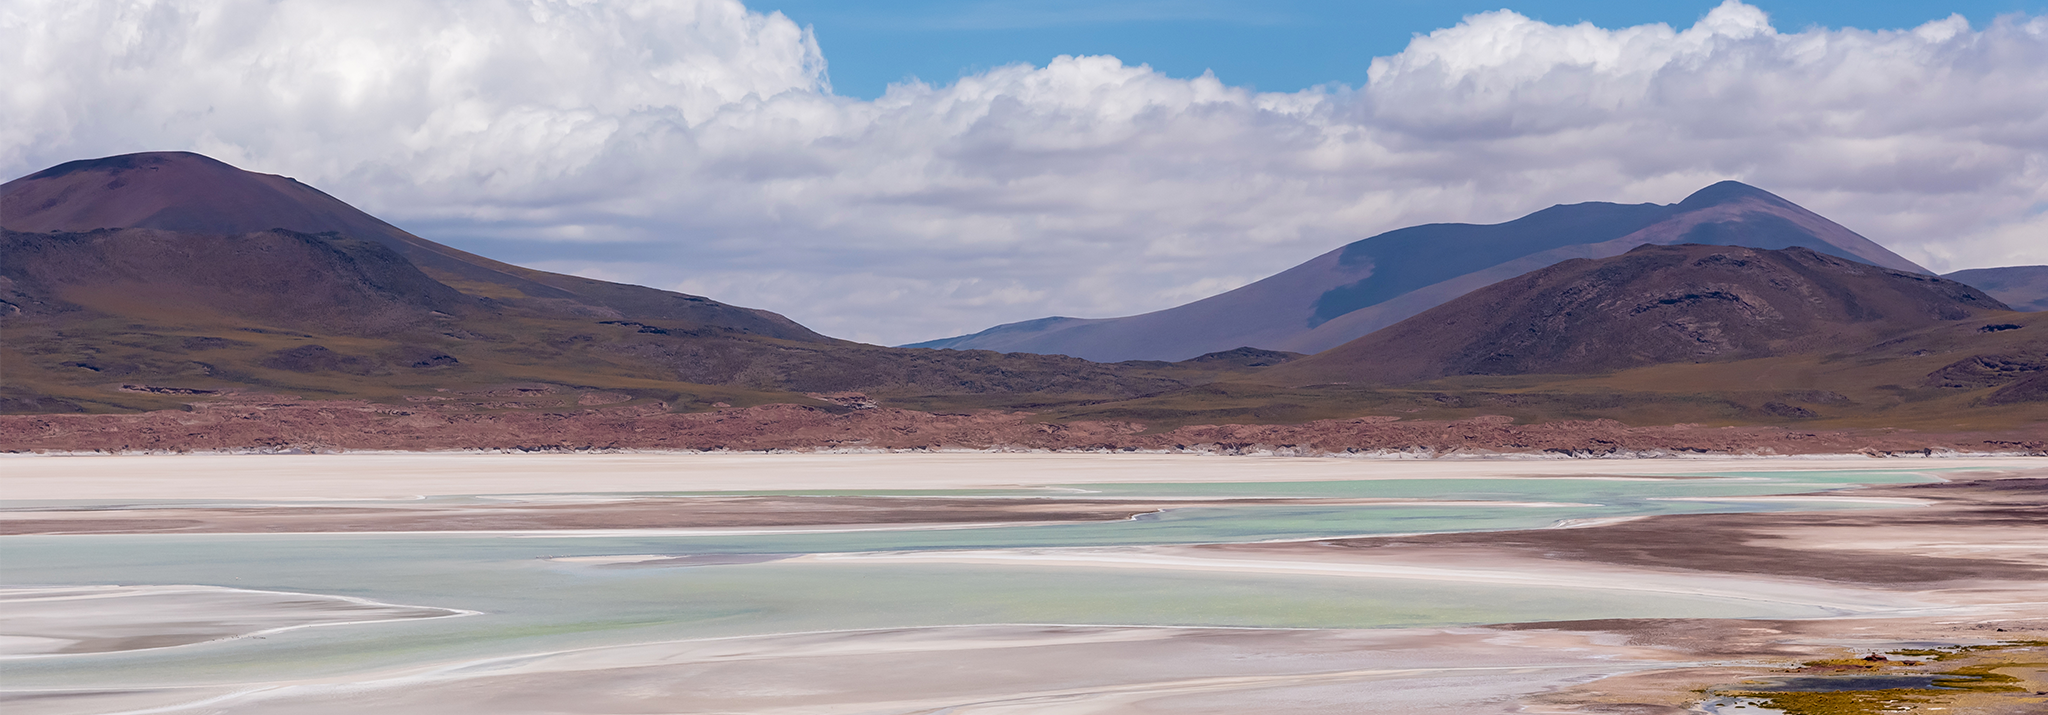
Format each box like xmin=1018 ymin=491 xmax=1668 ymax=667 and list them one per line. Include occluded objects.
xmin=803 ymin=546 xmax=1941 ymax=614
xmin=3 ymin=453 xmax=2028 ymax=501
xmin=0 ymin=585 xmax=472 ymax=657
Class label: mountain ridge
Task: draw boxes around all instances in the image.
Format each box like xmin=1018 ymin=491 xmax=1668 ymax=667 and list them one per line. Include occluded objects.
xmin=3 ymin=151 xmax=2037 ymax=442
xmin=1267 ymin=243 xmax=2008 ymax=386
xmin=3 ymin=152 xmax=826 ymax=341
xmin=1946 ymin=266 xmax=2048 ymax=312
xmin=1 ymin=152 xmax=1254 ymax=415
xmin=908 ymin=182 xmax=1929 ymax=361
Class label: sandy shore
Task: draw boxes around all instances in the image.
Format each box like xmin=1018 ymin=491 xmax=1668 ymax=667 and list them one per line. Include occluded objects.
xmin=4 ymin=452 xmax=2035 ymax=501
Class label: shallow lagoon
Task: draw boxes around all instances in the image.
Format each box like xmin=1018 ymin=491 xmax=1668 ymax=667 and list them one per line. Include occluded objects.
xmin=0 ymin=468 xmax=1943 ymax=691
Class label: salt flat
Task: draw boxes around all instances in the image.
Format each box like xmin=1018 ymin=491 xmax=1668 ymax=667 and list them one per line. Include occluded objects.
xmin=2 ymin=453 xmax=2042 ymax=714
xmin=5 ymin=452 xmax=2035 ymax=500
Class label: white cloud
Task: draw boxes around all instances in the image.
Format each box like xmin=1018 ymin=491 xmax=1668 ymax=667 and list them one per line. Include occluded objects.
xmin=5 ymin=0 xmax=2045 ymax=345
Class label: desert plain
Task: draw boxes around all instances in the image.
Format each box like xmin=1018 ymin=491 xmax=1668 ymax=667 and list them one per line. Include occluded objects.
xmin=1 ymin=452 xmax=2044 ymax=715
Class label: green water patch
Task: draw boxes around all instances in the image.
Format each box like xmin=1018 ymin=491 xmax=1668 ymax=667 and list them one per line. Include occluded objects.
xmin=0 ymin=535 xmax=1845 ymax=689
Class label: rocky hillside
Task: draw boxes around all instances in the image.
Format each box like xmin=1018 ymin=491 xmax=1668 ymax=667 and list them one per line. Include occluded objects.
xmin=2 ymin=151 xmax=823 ymax=340
xmin=1270 ymin=244 xmax=2008 ymax=385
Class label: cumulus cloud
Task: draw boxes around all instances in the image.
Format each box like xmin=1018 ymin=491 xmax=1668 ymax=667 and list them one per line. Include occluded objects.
xmin=5 ymin=0 xmax=2044 ymax=344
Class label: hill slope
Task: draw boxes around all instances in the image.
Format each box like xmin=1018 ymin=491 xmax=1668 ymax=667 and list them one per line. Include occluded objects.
xmin=1946 ymin=266 xmax=2048 ymax=312
xmin=2 ymin=153 xmax=1241 ymax=414
xmin=2 ymin=152 xmax=821 ymax=340
xmin=909 ymin=182 xmax=1928 ymax=361
xmin=1268 ymin=244 xmax=2006 ymax=386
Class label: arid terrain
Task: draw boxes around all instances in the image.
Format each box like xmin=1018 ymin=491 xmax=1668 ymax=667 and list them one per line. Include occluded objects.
xmin=7 ymin=153 xmax=2043 ymax=451
xmin=4 ymin=392 xmax=2045 ymax=455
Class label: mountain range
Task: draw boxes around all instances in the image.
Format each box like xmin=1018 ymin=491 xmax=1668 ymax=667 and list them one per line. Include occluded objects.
xmin=2 ymin=151 xmax=2041 ymax=450
xmin=907 ymin=182 xmax=1940 ymax=361
xmin=1 ymin=152 xmax=1250 ymax=414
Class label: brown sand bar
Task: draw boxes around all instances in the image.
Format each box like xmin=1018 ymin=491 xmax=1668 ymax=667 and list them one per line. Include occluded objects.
xmin=0 ymin=585 xmax=469 ymax=657
xmin=5 ymin=452 xmax=2040 ymax=501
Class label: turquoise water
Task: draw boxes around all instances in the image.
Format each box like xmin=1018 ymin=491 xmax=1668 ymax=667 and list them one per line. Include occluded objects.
xmin=0 ymin=541 xmax=1841 ymax=688
xmin=0 ymin=468 xmax=1940 ymax=689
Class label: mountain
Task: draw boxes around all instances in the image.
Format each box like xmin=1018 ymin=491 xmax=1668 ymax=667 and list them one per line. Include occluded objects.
xmin=2 ymin=152 xmax=821 ymax=340
xmin=908 ymin=182 xmax=1929 ymax=361
xmin=1267 ymin=244 xmax=2008 ymax=386
xmin=1 ymin=152 xmax=1239 ymax=414
xmin=1946 ymin=266 xmax=2048 ymax=312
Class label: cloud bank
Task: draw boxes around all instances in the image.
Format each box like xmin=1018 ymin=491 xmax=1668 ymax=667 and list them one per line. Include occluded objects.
xmin=6 ymin=0 xmax=2045 ymax=344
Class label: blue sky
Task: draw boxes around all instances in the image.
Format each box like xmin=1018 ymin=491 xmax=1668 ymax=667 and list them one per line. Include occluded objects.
xmin=768 ymin=0 xmax=2048 ymax=98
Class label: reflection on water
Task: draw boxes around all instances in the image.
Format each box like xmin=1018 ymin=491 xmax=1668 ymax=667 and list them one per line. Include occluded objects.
xmin=0 ymin=469 xmax=1937 ymax=689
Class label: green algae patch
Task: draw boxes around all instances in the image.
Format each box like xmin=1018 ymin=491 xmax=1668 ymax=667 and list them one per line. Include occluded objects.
xmin=1929 ymin=662 xmax=2038 ymax=693
xmin=1790 ymin=657 xmax=1893 ymax=673
xmin=1721 ymin=689 xmax=1937 ymax=715
xmin=1705 ymin=642 xmax=2048 ymax=715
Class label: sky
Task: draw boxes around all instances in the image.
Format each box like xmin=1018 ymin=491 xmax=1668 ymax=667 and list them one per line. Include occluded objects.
xmin=5 ymin=0 xmax=2047 ymax=346
xmin=769 ymin=0 xmax=2048 ymax=98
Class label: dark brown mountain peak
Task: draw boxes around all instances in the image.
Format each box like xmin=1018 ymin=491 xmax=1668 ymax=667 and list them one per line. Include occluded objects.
xmin=2 ymin=226 xmax=474 ymax=333
xmin=4 ymin=151 xmax=368 ymax=237
xmin=1272 ymin=244 xmax=2011 ymax=386
xmin=2 ymin=151 xmax=825 ymax=341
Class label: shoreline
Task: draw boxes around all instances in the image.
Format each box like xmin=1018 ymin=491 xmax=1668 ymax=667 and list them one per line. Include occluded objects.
xmin=3 ymin=452 xmax=2029 ymax=502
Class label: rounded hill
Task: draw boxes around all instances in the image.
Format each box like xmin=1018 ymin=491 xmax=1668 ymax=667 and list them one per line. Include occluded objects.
xmin=1272 ymin=244 xmax=2010 ymax=386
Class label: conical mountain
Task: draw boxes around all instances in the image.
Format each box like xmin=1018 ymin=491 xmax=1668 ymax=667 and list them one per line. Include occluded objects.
xmin=908 ymin=182 xmax=1927 ymax=361
xmin=2 ymin=151 xmax=821 ymax=340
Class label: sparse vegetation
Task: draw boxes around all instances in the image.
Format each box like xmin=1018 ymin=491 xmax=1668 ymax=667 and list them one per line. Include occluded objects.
xmin=1710 ymin=642 xmax=2048 ymax=715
